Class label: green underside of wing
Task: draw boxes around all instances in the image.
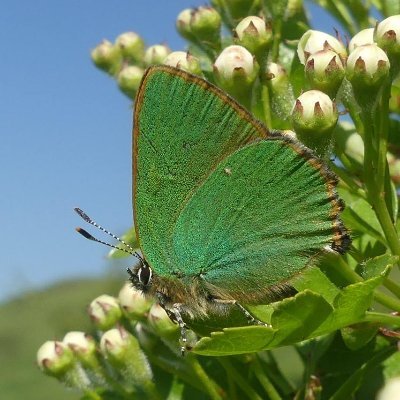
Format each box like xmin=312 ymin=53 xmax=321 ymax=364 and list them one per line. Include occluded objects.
xmin=134 ymin=67 xmax=266 ymax=275
xmin=172 ymin=140 xmax=335 ymax=295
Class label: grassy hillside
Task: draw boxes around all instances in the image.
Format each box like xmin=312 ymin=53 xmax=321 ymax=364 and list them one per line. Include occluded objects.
xmin=0 ymin=277 xmax=122 ymax=400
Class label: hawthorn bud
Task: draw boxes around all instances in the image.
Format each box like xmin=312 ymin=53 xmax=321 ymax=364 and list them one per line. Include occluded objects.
xmin=37 ymin=341 xmax=74 ymax=377
xmin=117 ymin=66 xmax=144 ymax=99
xmin=297 ymin=30 xmax=347 ymax=65
xmin=292 ymin=90 xmax=338 ymax=155
xmin=63 ymin=332 xmax=97 ymax=365
xmin=305 ymin=49 xmax=345 ymax=97
xmin=176 ymin=9 xmax=195 ymax=41
xmin=91 ymin=40 xmax=121 ymax=75
xmin=115 ymin=32 xmax=145 ymax=63
xmin=100 ymin=326 xmax=155 ymax=392
xmin=88 ymin=294 xmax=122 ymax=330
xmin=264 ymin=62 xmax=295 ymax=120
xmin=214 ymin=45 xmax=258 ymax=106
xmin=234 ymin=16 xmax=272 ymax=60
xmin=118 ymin=282 xmax=153 ymax=319
xmin=346 ymin=44 xmax=390 ymax=93
xmin=190 ymin=6 xmax=221 ymax=46
xmin=148 ymin=304 xmax=179 ymax=339
xmin=348 ymin=28 xmax=375 ymax=53
xmin=144 ymin=44 xmax=171 ymax=66
xmin=375 ymin=15 xmax=400 ymax=59
xmin=164 ymin=51 xmax=202 ymax=75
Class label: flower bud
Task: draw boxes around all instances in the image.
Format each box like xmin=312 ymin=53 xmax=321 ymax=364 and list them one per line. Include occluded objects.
xmin=100 ymin=326 xmax=155 ymax=393
xmin=291 ymin=90 xmax=338 ymax=155
xmin=264 ymin=62 xmax=295 ymax=122
xmin=234 ymin=16 xmax=272 ymax=61
xmin=190 ymin=6 xmax=221 ymax=46
xmin=117 ymin=66 xmax=144 ymax=99
xmin=88 ymin=294 xmax=122 ymax=330
xmin=91 ymin=40 xmax=121 ymax=75
xmin=346 ymin=44 xmax=390 ymax=90
xmin=115 ymin=32 xmax=145 ymax=63
xmin=297 ymin=30 xmax=347 ymax=65
xmin=164 ymin=51 xmax=202 ymax=75
xmin=63 ymin=331 xmax=97 ymax=366
xmin=144 ymin=44 xmax=171 ymax=66
xmin=375 ymin=15 xmax=400 ymax=59
xmin=147 ymin=303 xmax=179 ymax=339
xmin=305 ymin=49 xmax=345 ymax=97
xmin=176 ymin=9 xmax=195 ymax=41
xmin=37 ymin=341 xmax=74 ymax=377
xmin=118 ymin=282 xmax=153 ymax=319
xmin=348 ymin=28 xmax=375 ymax=53
xmin=377 ymin=378 xmax=400 ymax=400
xmin=214 ymin=45 xmax=259 ymax=106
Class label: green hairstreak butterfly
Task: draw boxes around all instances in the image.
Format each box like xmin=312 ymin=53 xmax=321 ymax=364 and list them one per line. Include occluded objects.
xmin=77 ymin=65 xmax=350 ymax=353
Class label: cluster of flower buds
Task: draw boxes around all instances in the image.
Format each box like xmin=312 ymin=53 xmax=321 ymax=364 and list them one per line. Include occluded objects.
xmin=36 ymin=284 xmax=184 ymax=397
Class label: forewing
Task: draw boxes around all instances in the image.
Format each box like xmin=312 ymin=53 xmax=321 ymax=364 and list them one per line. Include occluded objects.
xmin=172 ymin=138 xmax=348 ymax=297
xmin=133 ymin=66 xmax=267 ymax=275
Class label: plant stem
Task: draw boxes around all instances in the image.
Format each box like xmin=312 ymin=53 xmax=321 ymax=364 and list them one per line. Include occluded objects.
xmin=218 ymin=358 xmax=263 ymax=400
xmin=188 ymin=357 xmax=224 ymax=400
xmin=253 ymin=357 xmax=282 ymax=400
xmin=365 ymin=311 xmax=400 ymax=327
xmin=383 ymin=278 xmax=400 ymax=299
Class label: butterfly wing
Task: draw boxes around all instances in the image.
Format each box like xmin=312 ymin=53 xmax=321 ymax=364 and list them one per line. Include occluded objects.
xmin=133 ymin=66 xmax=268 ymax=276
xmin=171 ymin=137 xmax=348 ymax=300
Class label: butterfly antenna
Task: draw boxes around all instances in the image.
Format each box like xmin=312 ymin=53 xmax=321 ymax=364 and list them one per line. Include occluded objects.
xmin=74 ymin=207 xmax=143 ymax=262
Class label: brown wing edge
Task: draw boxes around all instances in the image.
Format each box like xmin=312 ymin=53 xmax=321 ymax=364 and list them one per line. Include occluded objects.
xmin=132 ymin=65 xmax=351 ymax=263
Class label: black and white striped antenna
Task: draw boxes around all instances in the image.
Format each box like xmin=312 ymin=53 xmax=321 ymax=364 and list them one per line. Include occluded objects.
xmin=74 ymin=207 xmax=143 ymax=262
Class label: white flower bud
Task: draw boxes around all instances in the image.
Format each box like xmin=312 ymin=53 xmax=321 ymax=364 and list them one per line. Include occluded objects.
xmin=37 ymin=340 xmax=74 ymax=376
xmin=115 ymin=32 xmax=145 ymax=62
xmin=377 ymin=378 xmax=400 ymax=400
xmin=348 ymin=28 xmax=375 ymax=53
xmin=375 ymin=15 xmax=400 ymax=56
xmin=297 ymin=30 xmax=347 ymax=64
xmin=144 ymin=44 xmax=171 ymax=66
xmin=117 ymin=66 xmax=144 ymax=99
xmin=346 ymin=44 xmax=390 ymax=87
xmin=88 ymin=294 xmax=122 ymax=330
xmin=164 ymin=51 xmax=202 ymax=75
xmin=118 ymin=282 xmax=153 ymax=318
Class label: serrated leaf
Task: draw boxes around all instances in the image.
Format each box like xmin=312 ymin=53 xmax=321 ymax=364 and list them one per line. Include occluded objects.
xmin=292 ymin=266 xmax=340 ymax=304
xmin=194 ymin=326 xmax=276 ymax=356
xmin=356 ymin=253 xmax=398 ymax=279
xmin=338 ymin=187 xmax=385 ymax=244
xmin=341 ymin=323 xmax=380 ymax=350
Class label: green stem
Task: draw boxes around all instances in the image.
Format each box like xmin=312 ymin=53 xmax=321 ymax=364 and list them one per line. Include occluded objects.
xmin=218 ymin=358 xmax=263 ymax=400
xmin=365 ymin=311 xmax=400 ymax=327
xmin=188 ymin=357 xmax=224 ymax=400
xmin=271 ymin=19 xmax=282 ymax=62
xmin=374 ymin=291 xmax=400 ymax=313
xmin=383 ymin=278 xmax=400 ymax=299
xmin=252 ymin=357 xmax=282 ymax=400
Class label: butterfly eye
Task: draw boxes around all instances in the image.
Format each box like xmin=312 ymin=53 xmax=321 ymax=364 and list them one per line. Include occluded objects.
xmin=138 ymin=264 xmax=152 ymax=286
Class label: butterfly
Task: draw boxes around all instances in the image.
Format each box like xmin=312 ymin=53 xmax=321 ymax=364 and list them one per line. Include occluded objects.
xmin=77 ymin=65 xmax=350 ymax=353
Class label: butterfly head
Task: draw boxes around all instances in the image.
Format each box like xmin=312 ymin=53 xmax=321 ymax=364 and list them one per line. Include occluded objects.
xmin=127 ymin=260 xmax=153 ymax=292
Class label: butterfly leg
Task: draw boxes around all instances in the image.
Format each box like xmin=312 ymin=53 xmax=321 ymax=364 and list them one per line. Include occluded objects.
xmin=155 ymin=292 xmax=188 ymax=355
xmin=212 ymin=298 xmax=271 ymax=327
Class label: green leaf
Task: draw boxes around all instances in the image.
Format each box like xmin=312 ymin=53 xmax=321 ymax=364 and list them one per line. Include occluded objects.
xmin=356 ymin=253 xmax=398 ymax=280
xmin=291 ymin=266 xmax=340 ymax=304
xmin=338 ymin=187 xmax=385 ymax=244
xmin=341 ymin=323 xmax=379 ymax=350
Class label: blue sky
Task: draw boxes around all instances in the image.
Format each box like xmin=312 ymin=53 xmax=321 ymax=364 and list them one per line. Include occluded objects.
xmin=0 ymin=1 xmax=337 ymax=301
